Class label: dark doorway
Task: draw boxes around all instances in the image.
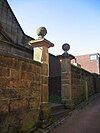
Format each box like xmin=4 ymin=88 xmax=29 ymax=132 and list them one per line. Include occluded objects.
xmin=49 ymin=54 xmax=61 ymax=103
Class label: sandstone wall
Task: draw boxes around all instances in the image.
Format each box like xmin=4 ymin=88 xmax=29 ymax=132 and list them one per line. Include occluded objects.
xmin=93 ymin=73 xmax=100 ymax=93
xmin=0 ymin=52 xmax=41 ymax=132
xmin=71 ymin=65 xmax=95 ymax=105
xmin=0 ymin=39 xmax=33 ymax=59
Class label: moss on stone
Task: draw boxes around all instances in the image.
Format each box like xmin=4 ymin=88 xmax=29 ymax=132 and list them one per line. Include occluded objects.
xmin=21 ymin=122 xmax=36 ymax=132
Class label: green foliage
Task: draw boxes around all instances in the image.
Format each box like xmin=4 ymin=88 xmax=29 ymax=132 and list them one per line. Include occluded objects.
xmin=0 ymin=0 xmax=2 ymax=7
xmin=49 ymin=95 xmax=61 ymax=103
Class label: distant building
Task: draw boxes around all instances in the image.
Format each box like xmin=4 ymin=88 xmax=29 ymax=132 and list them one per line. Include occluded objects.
xmin=72 ymin=53 xmax=100 ymax=74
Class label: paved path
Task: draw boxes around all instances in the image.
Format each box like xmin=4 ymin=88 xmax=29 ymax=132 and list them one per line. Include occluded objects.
xmin=50 ymin=96 xmax=100 ymax=133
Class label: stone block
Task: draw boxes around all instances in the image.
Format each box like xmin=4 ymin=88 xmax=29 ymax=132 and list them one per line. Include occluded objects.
xmin=61 ymin=72 xmax=70 ymax=79
xmin=0 ymin=66 xmax=10 ymax=78
xmin=28 ymin=97 xmax=40 ymax=110
xmin=39 ymin=103 xmax=51 ymax=128
xmin=42 ymin=76 xmax=48 ymax=84
xmin=16 ymin=89 xmax=29 ymax=98
xmin=0 ymin=99 xmax=9 ymax=113
xmin=0 ymin=88 xmax=20 ymax=99
xmin=41 ymin=85 xmax=48 ymax=102
xmin=61 ymin=85 xmax=70 ymax=99
xmin=0 ymin=77 xmax=10 ymax=88
xmin=64 ymin=99 xmax=75 ymax=109
xmin=9 ymin=99 xmax=28 ymax=112
xmin=61 ymin=79 xmax=70 ymax=84
xmin=0 ymin=53 xmax=42 ymax=132
xmin=21 ymin=111 xmax=39 ymax=132
xmin=41 ymin=64 xmax=48 ymax=75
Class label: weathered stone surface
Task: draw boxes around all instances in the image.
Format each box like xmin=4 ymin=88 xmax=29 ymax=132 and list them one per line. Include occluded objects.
xmin=0 ymin=52 xmax=41 ymax=132
xmin=0 ymin=1 xmax=52 ymax=132
xmin=60 ymin=56 xmax=95 ymax=108
xmin=0 ymin=88 xmax=20 ymax=99
xmin=41 ymin=63 xmax=48 ymax=75
xmin=61 ymin=85 xmax=70 ymax=100
xmin=0 ymin=99 xmax=9 ymax=113
xmin=21 ymin=110 xmax=39 ymax=132
xmin=9 ymin=99 xmax=28 ymax=112
xmin=71 ymin=65 xmax=95 ymax=105
xmin=61 ymin=58 xmax=72 ymax=107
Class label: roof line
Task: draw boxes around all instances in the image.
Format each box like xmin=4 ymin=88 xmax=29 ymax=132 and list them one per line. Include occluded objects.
xmin=6 ymin=0 xmax=34 ymax=39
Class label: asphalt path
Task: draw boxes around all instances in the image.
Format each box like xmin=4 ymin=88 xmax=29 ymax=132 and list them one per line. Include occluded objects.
xmin=50 ymin=96 xmax=100 ymax=133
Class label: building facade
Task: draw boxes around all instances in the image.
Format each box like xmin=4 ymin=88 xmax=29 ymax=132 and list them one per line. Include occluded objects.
xmin=72 ymin=53 xmax=100 ymax=74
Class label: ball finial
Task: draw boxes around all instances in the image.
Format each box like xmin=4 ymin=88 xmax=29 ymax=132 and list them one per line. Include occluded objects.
xmin=36 ymin=27 xmax=47 ymax=38
xmin=62 ymin=43 xmax=70 ymax=52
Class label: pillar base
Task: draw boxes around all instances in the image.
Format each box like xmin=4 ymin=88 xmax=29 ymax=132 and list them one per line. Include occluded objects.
xmin=62 ymin=99 xmax=75 ymax=110
xmin=39 ymin=103 xmax=52 ymax=128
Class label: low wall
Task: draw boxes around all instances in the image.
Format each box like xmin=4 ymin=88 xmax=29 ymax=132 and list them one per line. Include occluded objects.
xmin=0 ymin=52 xmax=41 ymax=132
xmin=71 ymin=65 xmax=95 ymax=105
xmin=93 ymin=73 xmax=100 ymax=93
xmin=49 ymin=54 xmax=96 ymax=106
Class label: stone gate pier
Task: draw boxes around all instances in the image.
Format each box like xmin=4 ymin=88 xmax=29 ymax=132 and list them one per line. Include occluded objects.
xmin=58 ymin=43 xmax=75 ymax=109
xmin=29 ymin=27 xmax=54 ymax=128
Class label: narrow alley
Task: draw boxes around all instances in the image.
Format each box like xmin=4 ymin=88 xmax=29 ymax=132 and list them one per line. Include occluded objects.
xmin=50 ymin=95 xmax=100 ymax=133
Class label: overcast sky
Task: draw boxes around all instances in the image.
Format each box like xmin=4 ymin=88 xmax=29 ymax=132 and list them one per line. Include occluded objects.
xmin=8 ymin=0 xmax=100 ymax=56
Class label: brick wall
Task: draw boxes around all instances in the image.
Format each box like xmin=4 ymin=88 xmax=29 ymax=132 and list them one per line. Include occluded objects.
xmin=71 ymin=65 xmax=95 ymax=105
xmin=72 ymin=54 xmax=100 ymax=74
xmin=0 ymin=52 xmax=41 ymax=132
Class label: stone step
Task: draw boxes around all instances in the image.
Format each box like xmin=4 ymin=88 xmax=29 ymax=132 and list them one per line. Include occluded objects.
xmin=50 ymin=103 xmax=65 ymax=114
xmin=50 ymin=103 xmax=70 ymax=119
xmin=52 ymin=109 xmax=70 ymax=119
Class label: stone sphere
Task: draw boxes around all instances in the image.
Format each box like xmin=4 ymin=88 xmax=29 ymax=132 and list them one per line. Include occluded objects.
xmin=36 ymin=27 xmax=47 ymax=38
xmin=62 ymin=43 xmax=70 ymax=52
